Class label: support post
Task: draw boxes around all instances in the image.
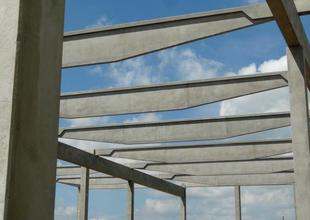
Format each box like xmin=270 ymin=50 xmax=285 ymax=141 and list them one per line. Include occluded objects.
xmin=127 ymin=181 xmax=134 ymax=220
xmin=180 ymin=187 xmax=187 ymax=220
xmin=287 ymin=46 xmax=310 ymax=219
xmin=78 ymin=167 xmax=89 ymax=220
xmin=235 ymin=186 xmax=242 ymax=220
xmin=0 ymin=0 xmax=64 ymax=219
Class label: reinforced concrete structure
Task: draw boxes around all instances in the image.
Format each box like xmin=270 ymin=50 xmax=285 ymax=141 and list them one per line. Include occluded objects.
xmin=1 ymin=0 xmax=310 ymax=219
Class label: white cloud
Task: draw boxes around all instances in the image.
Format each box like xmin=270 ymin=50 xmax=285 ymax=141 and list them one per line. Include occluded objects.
xmin=242 ymin=186 xmax=295 ymax=220
xmin=66 ymin=117 xmax=110 ymax=128
xmin=90 ymin=48 xmax=226 ymax=89
xmin=220 ymin=55 xmax=289 ymax=116
xmin=109 ymin=57 xmax=157 ymax=87
xmin=258 ymin=56 xmax=288 ymax=73
xmin=141 ymin=198 xmax=178 ymax=215
xmin=124 ymin=113 xmax=161 ymax=123
xmin=87 ymin=15 xmax=110 ymax=28
xmin=158 ymin=48 xmax=224 ymax=80
xmin=54 ymin=205 xmax=76 ymax=220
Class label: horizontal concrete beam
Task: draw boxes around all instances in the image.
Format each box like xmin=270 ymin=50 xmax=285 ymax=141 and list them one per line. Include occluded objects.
xmin=267 ymin=0 xmax=310 ymax=86
xmin=57 ymin=167 xmax=175 ymax=179
xmin=57 ymin=166 xmax=102 ymax=177
xmin=59 ymin=173 xmax=294 ymax=189
xmin=175 ymin=173 xmax=294 ymax=186
xmin=145 ymin=159 xmax=293 ymax=176
xmin=62 ymin=1 xmax=310 ymax=67
xmin=96 ymin=139 xmax=292 ymax=163
xmin=57 ymin=142 xmax=185 ymax=197
xmin=60 ymin=72 xmax=287 ymax=118
xmin=59 ymin=112 xmax=290 ymax=144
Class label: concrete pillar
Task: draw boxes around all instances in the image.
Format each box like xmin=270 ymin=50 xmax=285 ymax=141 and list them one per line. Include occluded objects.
xmin=180 ymin=188 xmax=187 ymax=220
xmin=78 ymin=167 xmax=89 ymax=220
xmin=287 ymin=46 xmax=310 ymax=219
xmin=0 ymin=0 xmax=64 ymax=219
xmin=235 ymin=186 xmax=242 ymax=220
xmin=127 ymin=181 xmax=134 ymax=220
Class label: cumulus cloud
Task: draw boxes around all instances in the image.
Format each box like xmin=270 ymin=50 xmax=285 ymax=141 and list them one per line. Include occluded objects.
xmin=109 ymin=57 xmax=157 ymax=87
xmin=90 ymin=47 xmax=226 ymax=89
xmin=123 ymin=113 xmax=161 ymax=123
xmin=242 ymin=186 xmax=295 ymax=220
xmin=158 ymin=48 xmax=224 ymax=80
xmin=135 ymin=198 xmax=179 ymax=219
xmin=220 ymin=55 xmax=289 ymax=116
xmin=87 ymin=15 xmax=111 ymax=28
xmin=54 ymin=205 xmax=76 ymax=220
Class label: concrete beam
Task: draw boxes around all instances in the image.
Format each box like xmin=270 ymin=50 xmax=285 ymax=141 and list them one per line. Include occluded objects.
xmin=60 ymin=72 xmax=287 ymax=118
xmin=62 ymin=1 xmax=310 ymax=67
xmin=96 ymin=139 xmax=292 ymax=163
xmin=57 ymin=142 xmax=185 ymax=197
xmin=145 ymin=159 xmax=293 ymax=176
xmin=57 ymin=172 xmax=175 ymax=182
xmin=267 ymin=0 xmax=310 ymax=86
xmin=287 ymin=47 xmax=310 ymax=219
xmin=59 ymin=173 xmax=294 ymax=189
xmin=77 ymin=167 xmax=89 ymax=220
xmin=57 ymin=166 xmax=102 ymax=177
xmin=174 ymin=173 xmax=294 ymax=186
xmin=88 ymin=182 xmax=204 ymax=190
xmin=0 ymin=1 xmax=64 ymax=219
xmin=59 ymin=112 xmax=290 ymax=144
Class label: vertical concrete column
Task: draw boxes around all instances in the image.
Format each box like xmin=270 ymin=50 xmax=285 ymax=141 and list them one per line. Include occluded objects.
xmin=287 ymin=47 xmax=310 ymax=219
xmin=0 ymin=0 xmax=64 ymax=219
xmin=78 ymin=167 xmax=89 ymax=220
xmin=235 ymin=186 xmax=242 ymax=220
xmin=180 ymin=187 xmax=187 ymax=220
xmin=127 ymin=180 xmax=134 ymax=220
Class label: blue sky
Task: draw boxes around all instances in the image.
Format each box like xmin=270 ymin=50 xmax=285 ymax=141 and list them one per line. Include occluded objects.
xmin=56 ymin=0 xmax=310 ymax=219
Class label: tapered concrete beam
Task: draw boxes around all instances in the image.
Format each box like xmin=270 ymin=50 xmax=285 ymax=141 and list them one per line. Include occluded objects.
xmin=57 ymin=172 xmax=175 ymax=182
xmin=62 ymin=1 xmax=310 ymax=67
xmin=145 ymin=159 xmax=293 ymax=176
xmin=57 ymin=166 xmax=102 ymax=177
xmin=267 ymin=0 xmax=310 ymax=86
xmin=59 ymin=178 xmax=128 ymax=186
xmin=60 ymin=72 xmax=287 ymax=118
xmin=57 ymin=142 xmax=185 ymax=197
xmin=88 ymin=182 xmax=204 ymax=190
xmin=174 ymin=173 xmax=294 ymax=186
xmin=59 ymin=112 xmax=290 ymax=144
xmin=96 ymin=139 xmax=292 ymax=163
xmin=0 ymin=1 xmax=64 ymax=219
xmin=60 ymin=173 xmax=294 ymax=189
xmin=77 ymin=167 xmax=89 ymax=220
